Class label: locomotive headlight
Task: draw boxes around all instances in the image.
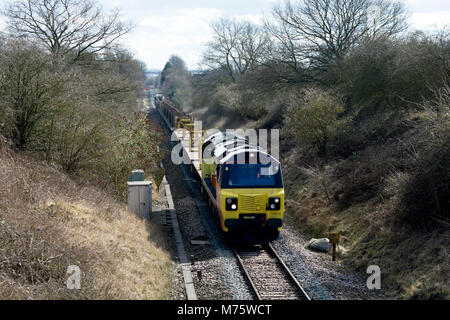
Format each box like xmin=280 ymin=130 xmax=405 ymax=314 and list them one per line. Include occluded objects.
xmin=226 ymin=198 xmax=238 ymax=211
xmin=268 ymin=197 xmax=281 ymax=211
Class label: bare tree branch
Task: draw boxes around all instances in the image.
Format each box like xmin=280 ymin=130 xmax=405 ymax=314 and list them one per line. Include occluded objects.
xmin=267 ymin=0 xmax=408 ymax=71
xmin=2 ymin=0 xmax=134 ymax=62
xmin=202 ymin=18 xmax=271 ymax=81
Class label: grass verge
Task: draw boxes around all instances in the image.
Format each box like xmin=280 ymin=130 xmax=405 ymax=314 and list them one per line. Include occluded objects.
xmin=0 ymin=138 xmax=172 ymax=299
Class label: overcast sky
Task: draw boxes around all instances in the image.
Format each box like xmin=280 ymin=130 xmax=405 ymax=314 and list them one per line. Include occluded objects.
xmin=1 ymin=0 xmax=449 ymax=70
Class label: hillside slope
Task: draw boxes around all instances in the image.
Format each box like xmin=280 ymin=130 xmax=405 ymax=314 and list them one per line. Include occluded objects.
xmin=281 ymin=87 xmax=450 ymax=299
xmin=0 ymin=137 xmax=172 ymax=299
xmin=193 ymin=97 xmax=449 ymax=300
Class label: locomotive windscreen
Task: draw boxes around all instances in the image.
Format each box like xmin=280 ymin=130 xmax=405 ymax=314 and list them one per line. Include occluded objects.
xmin=221 ymin=163 xmax=283 ymax=189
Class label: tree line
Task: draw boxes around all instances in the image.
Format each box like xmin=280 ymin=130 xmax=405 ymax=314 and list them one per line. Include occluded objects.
xmin=0 ymin=0 xmax=163 ymax=197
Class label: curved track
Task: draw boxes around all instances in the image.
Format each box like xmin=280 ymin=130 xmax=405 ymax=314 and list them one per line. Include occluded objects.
xmin=233 ymin=244 xmax=311 ymax=300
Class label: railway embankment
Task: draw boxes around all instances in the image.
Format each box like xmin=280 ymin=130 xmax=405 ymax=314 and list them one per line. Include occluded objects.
xmin=189 ymin=95 xmax=449 ymax=300
xmin=0 ymin=136 xmax=172 ymax=299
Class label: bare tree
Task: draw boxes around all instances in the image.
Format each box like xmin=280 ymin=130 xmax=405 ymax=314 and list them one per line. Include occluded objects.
xmin=264 ymin=14 xmax=303 ymax=73
xmin=0 ymin=37 xmax=61 ymax=149
xmin=263 ymin=16 xmax=314 ymax=86
xmin=160 ymin=55 xmax=193 ymax=111
xmin=268 ymin=0 xmax=408 ymax=70
xmin=203 ymin=18 xmax=271 ymax=81
xmin=3 ymin=0 xmax=133 ymax=62
xmin=425 ymin=28 xmax=450 ymax=88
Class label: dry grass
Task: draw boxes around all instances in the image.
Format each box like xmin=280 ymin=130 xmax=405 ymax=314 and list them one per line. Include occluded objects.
xmin=283 ymin=129 xmax=450 ymax=299
xmin=182 ymin=84 xmax=450 ymax=299
xmin=0 ymin=137 xmax=172 ymax=300
xmin=280 ymin=85 xmax=450 ymax=299
xmin=285 ymin=173 xmax=450 ymax=299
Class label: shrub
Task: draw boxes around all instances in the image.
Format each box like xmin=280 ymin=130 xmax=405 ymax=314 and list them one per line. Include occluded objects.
xmin=396 ymin=86 xmax=450 ymax=230
xmin=397 ymin=138 xmax=450 ymax=231
xmin=160 ymin=55 xmax=193 ymax=111
xmin=0 ymin=39 xmax=62 ymax=149
xmin=337 ymin=32 xmax=450 ymax=112
xmin=215 ymin=83 xmax=242 ymax=113
xmin=285 ymin=88 xmax=344 ymax=161
xmin=97 ymin=113 xmax=165 ymax=198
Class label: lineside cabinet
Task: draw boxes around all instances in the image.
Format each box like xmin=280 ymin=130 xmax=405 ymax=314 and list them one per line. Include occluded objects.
xmin=127 ymin=181 xmax=152 ymax=219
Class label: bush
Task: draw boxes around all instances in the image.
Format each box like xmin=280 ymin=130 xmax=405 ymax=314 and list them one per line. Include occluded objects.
xmin=398 ymin=143 xmax=450 ymax=231
xmin=215 ymin=83 xmax=242 ymax=113
xmin=0 ymin=39 xmax=62 ymax=149
xmin=0 ymin=36 xmax=160 ymax=197
xmin=285 ymin=88 xmax=344 ymax=161
xmin=336 ymin=32 xmax=450 ymax=112
xmin=396 ymin=86 xmax=450 ymax=230
xmin=98 ymin=113 xmax=164 ymax=198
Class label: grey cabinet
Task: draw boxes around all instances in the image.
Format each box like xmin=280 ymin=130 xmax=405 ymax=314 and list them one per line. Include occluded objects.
xmin=127 ymin=181 xmax=152 ymax=219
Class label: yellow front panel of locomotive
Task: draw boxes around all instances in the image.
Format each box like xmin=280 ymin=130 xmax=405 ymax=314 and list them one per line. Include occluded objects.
xmin=219 ymin=188 xmax=285 ymax=232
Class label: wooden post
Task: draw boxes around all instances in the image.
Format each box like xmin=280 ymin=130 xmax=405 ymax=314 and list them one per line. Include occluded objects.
xmin=329 ymin=232 xmax=341 ymax=262
xmin=332 ymin=243 xmax=337 ymax=261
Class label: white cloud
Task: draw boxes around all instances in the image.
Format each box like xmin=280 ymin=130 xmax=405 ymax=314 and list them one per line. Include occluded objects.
xmin=410 ymin=11 xmax=450 ymax=31
xmin=119 ymin=7 xmax=270 ymax=70
xmin=0 ymin=17 xmax=6 ymax=31
xmin=234 ymin=14 xmax=264 ymax=25
xmin=403 ymin=0 xmax=450 ymax=13
xmin=120 ymin=7 xmax=223 ymax=70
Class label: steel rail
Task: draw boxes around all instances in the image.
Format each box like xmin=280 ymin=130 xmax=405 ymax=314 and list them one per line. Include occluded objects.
xmin=233 ymin=244 xmax=311 ymax=300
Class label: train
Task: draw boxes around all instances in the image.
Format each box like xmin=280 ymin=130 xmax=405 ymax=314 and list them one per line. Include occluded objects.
xmin=154 ymin=94 xmax=285 ymax=243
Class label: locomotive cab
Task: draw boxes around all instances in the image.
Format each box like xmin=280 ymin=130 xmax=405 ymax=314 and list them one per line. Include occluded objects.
xmin=218 ymin=150 xmax=284 ymax=240
xmin=202 ymin=137 xmax=285 ymax=241
xmin=156 ymin=95 xmax=285 ymax=243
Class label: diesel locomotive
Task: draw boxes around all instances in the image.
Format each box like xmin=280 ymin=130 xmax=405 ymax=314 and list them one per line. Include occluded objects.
xmin=155 ymin=95 xmax=284 ymax=242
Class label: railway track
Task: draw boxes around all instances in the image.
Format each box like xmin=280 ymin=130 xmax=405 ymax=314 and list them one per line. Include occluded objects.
xmin=233 ymin=244 xmax=311 ymax=300
xmin=153 ymin=95 xmax=312 ymax=300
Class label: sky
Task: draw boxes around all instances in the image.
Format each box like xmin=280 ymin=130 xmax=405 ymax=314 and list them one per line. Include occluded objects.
xmin=0 ymin=0 xmax=449 ymax=70
xmin=100 ymin=0 xmax=450 ymax=70
xmin=99 ymin=0 xmax=277 ymax=70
